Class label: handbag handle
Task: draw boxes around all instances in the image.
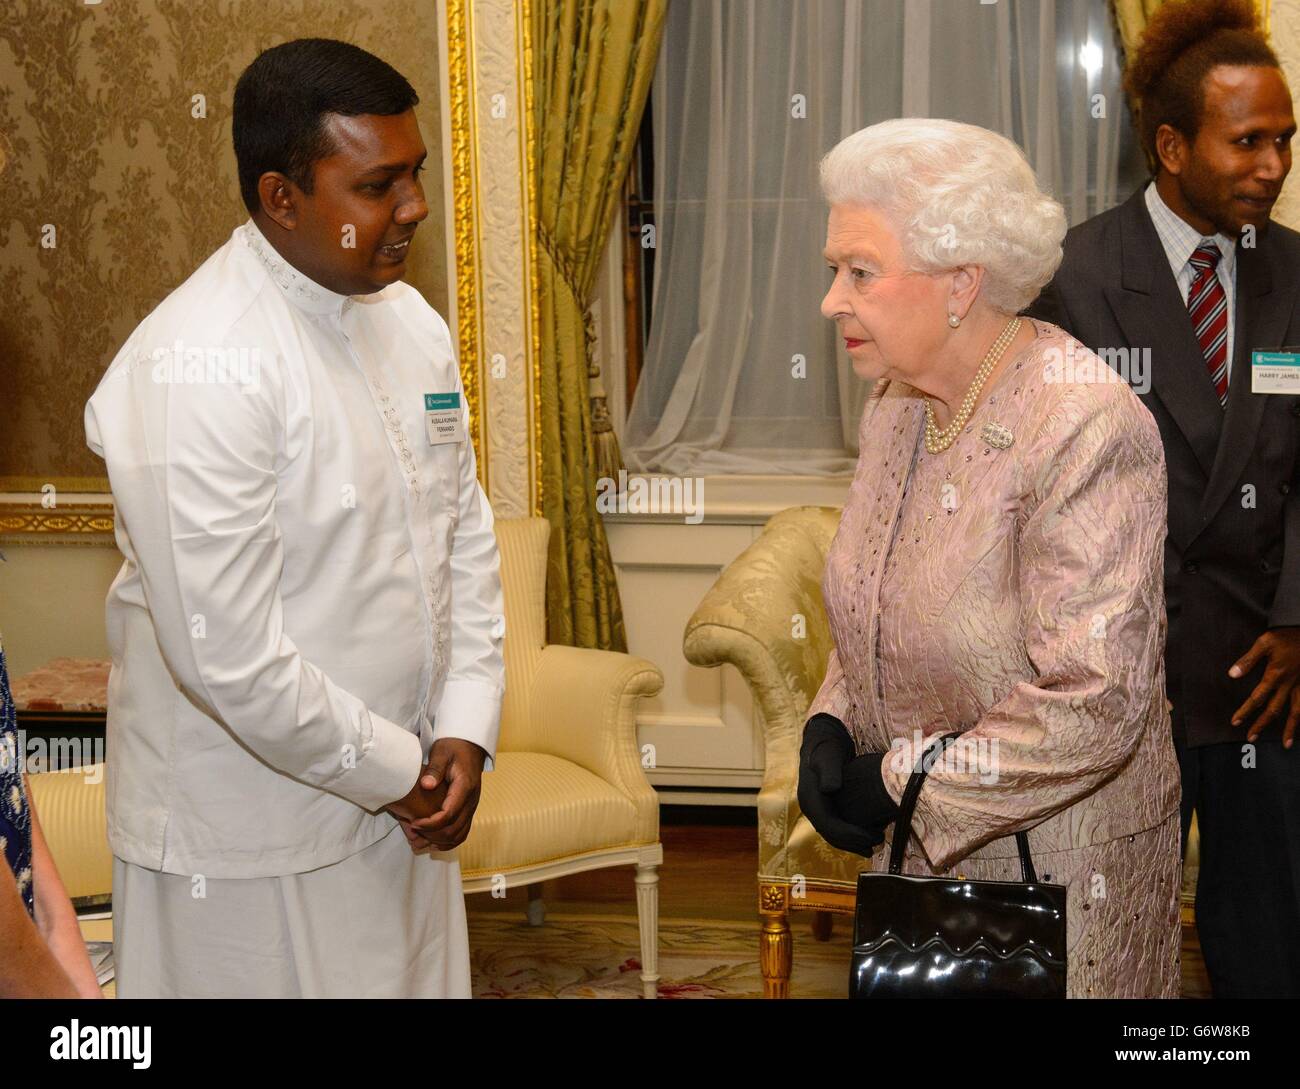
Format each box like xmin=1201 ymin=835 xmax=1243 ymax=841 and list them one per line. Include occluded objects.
xmin=887 ymin=732 xmax=1039 ymax=884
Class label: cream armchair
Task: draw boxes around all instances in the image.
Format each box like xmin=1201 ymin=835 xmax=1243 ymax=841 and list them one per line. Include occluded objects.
xmin=683 ymin=506 xmax=857 ymax=998
xmin=458 ymin=517 xmax=666 ymax=998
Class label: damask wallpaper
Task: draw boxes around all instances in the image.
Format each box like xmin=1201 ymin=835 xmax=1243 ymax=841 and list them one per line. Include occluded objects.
xmin=0 ymin=0 xmax=449 ymax=489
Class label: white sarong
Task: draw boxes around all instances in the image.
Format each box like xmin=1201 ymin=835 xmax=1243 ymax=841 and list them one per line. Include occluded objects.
xmin=113 ymin=826 xmax=471 ymax=998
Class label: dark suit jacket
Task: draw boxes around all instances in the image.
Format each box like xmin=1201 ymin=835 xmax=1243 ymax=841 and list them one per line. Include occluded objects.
xmin=1026 ymin=186 xmax=1300 ymax=747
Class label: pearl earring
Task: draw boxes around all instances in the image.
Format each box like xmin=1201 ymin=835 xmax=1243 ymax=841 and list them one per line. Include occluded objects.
xmin=948 ymin=313 xmax=961 ymax=328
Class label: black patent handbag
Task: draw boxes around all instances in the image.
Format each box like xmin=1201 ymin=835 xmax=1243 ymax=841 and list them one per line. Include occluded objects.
xmin=850 ymin=733 xmax=1067 ymax=998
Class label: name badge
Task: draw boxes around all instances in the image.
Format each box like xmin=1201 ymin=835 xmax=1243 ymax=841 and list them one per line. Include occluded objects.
xmin=1251 ymin=350 xmax=1300 ymax=395
xmin=424 ymin=392 xmax=465 ymax=445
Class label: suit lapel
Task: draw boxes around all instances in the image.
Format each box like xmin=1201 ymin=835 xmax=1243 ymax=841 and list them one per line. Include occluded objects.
xmin=1104 ymin=190 xmax=1222 ymax=481
xmin=1199 ymin=237 xmax=1292 ymax=526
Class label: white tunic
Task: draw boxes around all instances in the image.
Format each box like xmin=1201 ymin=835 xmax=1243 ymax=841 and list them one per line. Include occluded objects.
xmin=85 ymin=221 xmax=503 ymax=890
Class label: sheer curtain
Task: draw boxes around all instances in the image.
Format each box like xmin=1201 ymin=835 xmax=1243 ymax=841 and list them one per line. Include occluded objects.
xmin=624 ymin=0 xmax=1144 ymax=477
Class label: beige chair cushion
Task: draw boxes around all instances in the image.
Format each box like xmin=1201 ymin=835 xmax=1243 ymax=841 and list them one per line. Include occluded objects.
xmin=459 ymin=751 xmax=640 ymax=876
xmin=25 ymin=767 xmax=111 ymax=904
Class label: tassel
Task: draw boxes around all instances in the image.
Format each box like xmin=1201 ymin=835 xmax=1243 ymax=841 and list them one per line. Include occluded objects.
xmin=583 ymin=300 xmax=625 ymax=491
xmin=591 ymin=395 xmax=625 ymax=488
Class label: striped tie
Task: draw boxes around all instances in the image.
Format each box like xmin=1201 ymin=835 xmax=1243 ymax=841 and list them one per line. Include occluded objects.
xmin=1187 ymin=240 xmax=1228 ymax=407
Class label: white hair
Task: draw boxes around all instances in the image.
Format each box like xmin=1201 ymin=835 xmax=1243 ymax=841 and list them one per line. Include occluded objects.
xmin=819 ymin=119 xmax=1067 ymax=314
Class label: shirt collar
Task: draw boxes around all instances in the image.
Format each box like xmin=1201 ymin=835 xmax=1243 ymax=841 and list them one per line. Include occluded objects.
xmin=238 ymin=218 xmax=355 ymax=318
xmin=1143 ymin=181 xmax=1237 ymax=280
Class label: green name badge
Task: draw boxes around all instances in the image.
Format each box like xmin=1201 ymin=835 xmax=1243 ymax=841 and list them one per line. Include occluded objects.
xmin=424 ymin=391 xmax=464 ymax=445
xmin=1251 ymin=351 xmax=1300 ymax=395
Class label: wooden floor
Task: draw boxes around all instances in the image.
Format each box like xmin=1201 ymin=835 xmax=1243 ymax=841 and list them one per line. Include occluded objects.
xmin=466 ymin=806 xmax=1211 ymax=997
xmin=465 ymin=806 xmax=760 ymax=921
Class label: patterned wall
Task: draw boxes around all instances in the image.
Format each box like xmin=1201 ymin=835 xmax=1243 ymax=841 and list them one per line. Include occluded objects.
xmin=0 ymin=0 xmax=448 ymax=489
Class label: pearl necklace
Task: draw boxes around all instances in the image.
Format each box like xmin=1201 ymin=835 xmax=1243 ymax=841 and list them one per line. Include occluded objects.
xmin=923 ymin=317 xmax=1022 ymax=455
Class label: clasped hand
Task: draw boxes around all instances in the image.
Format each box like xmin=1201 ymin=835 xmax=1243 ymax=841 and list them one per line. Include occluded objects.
xmin=797 ymin=713 xmax=900 ymax=858
xmin=385 ymin=737 xmax=487 ymax=853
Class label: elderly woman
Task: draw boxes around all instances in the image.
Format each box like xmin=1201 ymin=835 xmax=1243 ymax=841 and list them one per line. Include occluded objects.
xmin=798 ymin=119 xmax=1182 ymax=999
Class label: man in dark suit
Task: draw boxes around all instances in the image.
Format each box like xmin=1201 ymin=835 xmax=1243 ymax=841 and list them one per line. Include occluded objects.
xmin=1027 ymin=0 xmax=1300 ymax=996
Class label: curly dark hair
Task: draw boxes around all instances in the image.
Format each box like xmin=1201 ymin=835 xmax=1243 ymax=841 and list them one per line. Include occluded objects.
xmin=1122 ymin=0 xmax=1280 ymax=171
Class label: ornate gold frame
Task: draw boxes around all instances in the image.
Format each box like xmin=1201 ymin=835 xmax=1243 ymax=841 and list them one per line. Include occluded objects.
xmin=0 ymin=502 xmax=115 ymax=544
xmin=449 ymin=0 xmax=541 ymax=522
xmin=446 ymin=0 xmax=485 ymax=490
xmin=522 ymin=1 xmax=542 ymax=518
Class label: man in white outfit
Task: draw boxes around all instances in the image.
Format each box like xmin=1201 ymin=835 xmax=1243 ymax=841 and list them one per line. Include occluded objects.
xmin=83 ymin=38 xmax=504 ymax=998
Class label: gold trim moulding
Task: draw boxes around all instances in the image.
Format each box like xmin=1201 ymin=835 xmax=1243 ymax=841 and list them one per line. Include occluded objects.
xmin=759 ymin=879 xmax=858 ymax=916
xmin=446 ymin=0 xmax=486 ymax=494
xmin=520 ymin=0 xmax=543 ymax=517
xmin=0 ymin=502 xmax=116 ymax=540
xmin=0 ymin=476 xmax=111 ymax=493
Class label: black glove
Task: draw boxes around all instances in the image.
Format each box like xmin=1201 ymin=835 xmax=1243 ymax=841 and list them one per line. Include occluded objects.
xmin=831 ymin=751 xmax=900 ymax=838
xmin=798 ymin=714 xmax=889 ymax=858
xmin=800 ymin=713 xmax=854 ymax=793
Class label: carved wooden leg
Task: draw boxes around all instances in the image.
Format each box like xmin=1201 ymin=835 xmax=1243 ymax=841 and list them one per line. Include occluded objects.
xmin=759 ymin=883 xmax=793 ymax=998
xmin=635 ymin=863 xmax=660 ymax=999
xmin=811 ymin=910 xmax=833 ymax=942
xmin=525 ymin=882 xmax=545 ymax=927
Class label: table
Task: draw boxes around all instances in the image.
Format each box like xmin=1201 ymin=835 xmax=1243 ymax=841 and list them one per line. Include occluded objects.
xmin=10 ymin=657 xmax=109 ymax=771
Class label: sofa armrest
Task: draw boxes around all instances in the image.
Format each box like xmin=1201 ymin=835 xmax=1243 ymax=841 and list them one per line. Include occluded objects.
xmin=682 ymin=506 xmax=840 ymax=776
xmin=523 ymin=645 xmax=663 ymax=836
xmin=683 ymin=507 xmax=841 ymax=877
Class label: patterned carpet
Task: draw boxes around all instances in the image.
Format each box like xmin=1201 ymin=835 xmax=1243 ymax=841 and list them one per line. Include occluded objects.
xmin=469 ymin=911 xmax=1207 ymax=998
xmin=468 ymin=912 xmax=850 ymax=999
xmin=84 ymin=908 xmax=1201 ymax=998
